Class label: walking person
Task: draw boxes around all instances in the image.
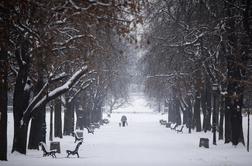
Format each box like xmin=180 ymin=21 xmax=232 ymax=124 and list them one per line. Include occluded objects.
xmin=121 ymin=115 xmax=127 ymax=127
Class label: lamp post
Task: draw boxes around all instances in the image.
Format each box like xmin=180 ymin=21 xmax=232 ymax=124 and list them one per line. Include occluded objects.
xmin=212 ymin=83 xmax=218 ymax=145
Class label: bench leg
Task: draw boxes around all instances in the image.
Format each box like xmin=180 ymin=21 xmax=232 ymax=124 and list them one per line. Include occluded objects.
xmin=52 ymin=153 xmax=56 ymax=158
xmin=67 ymin=152 xmax=70 ymax=158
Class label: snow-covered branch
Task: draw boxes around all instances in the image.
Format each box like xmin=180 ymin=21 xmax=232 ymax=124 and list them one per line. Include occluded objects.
xmin=68 ymin=78 xmax=95 ymax=103
xmin=146 ymin=73 xmax=188 ymax=79
xmin=22 ymin=65 xmax=88 ymax=124
xmin=53 ymin=35 xmax=85 ymax=46
xmin=50 ymin=72 xmax=68 ymax=82
xmin=22 ymin=71 xmax=68 ymax=118
xmin=163 ymin=32 xmax=206 ymax=48
xmin=69 ymin=0 xmax=92 ymax=10
xmin=69 ymin=0 xmax=112 ymax=11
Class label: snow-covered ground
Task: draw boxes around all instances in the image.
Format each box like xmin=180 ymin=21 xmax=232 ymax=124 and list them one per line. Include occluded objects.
xmin=1 ymin=94 xmax=252 ymax=166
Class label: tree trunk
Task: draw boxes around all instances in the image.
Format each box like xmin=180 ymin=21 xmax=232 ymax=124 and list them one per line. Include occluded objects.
xmin=158 ymin=100 xmax=161 ymax=112
xmin=76 ymin=111 xmax=84 ymax=130
xmin=183 ymin=111 xmax=187 ymax=125
xmin=201 ymin=83 xmax=207 ymax=132
xmin=219 ymin=95 xmax=225 ymax=140
xmin=92 ymin=100 xmax=103 ymax=123
xmin=93 ymin=107 xmax=100 ymax=123
xmin=216 ymin=94 xmax=220 ymax=127
xmin=205 ymin=78 xmax=212 ymax=131
xmin=63 ymin=98 xmax=75 ymax=135
xmin=212 ymin=92 xmax=217 ymax=145
xmin=224 ymin=0 xmax=245 ymax=146
xmin=76 ymin=101 xmax=84 ymax=130
xmin=0 ymin=49 xmax=8 ymax=160
xmin=49 ymin=104 xmax=53 ymax=141
xmin=185 ymin=96 xmax=192 ymax=133
xmin=12 ymin=123 xmax=29 ymax=154
xmin=231 ymin=95 xmax=245 ymax=145
xmin=28 ymin=78 xmax=46 ymax=150
xmin=91 ymin=100 xmax=100 ymax=123
xmin=12 ymin=47 xmax=30 ymax=154
xmin=188 ymin=108 xmax=192 ymax=134
xmin=75 ymin=97 xmax=84 ymax=130
xmin=225 ymin=64 xmax=245 ymax=145
xmin=174 ymin=97 xmax=181 ymax=125
xmin=212 ymin=90 xmax=219 ymax=145
xmin=225 ymin=96 xmax=232 ymax=143
xmin=244 ymin=0 xmax=252 ymax=42
xmin=83 ymin=108 xmax=91 ymax=128
xmin=193 ymin=69 xmax=202 ymax=132
xmin=54 ymin=98 xmax=62 ymax=138
xmin=28 ymin=105 xmax=46 ymax=149
xmin=193 ymin=91 xmax=201 ymax=132
xmin=168 ymin=101 xmax=174 ymax=123
xmin=12 ymin=82 xmax=30 ymax=154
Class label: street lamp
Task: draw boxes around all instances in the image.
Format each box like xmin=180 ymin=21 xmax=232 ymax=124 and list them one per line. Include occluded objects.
xmin=212 ymin=83 xmax=218 ymax=145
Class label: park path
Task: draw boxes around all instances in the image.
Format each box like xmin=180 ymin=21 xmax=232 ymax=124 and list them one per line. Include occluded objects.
xmin=80 ymin=113 xmax=251 ymax=166
xmin=83 ymin=113 xmax=176 ymax=165
xmin=3 ymin=112 xmax=252 ymax=166
xmin=80 ymin=113 xmax=217 ymax=166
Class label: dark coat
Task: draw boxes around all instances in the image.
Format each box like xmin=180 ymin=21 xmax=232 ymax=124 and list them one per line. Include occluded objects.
xmin=121 ymin=115 xmax=127 ymax=122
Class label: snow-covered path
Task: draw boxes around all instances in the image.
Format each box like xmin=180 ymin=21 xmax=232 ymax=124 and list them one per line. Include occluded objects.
xmin=83 ymin=113 xmax=252 ymax=166
xmin=84 ymin=113 xmax=174 ymax=166
xmin=2 ymin=112 xmax=252 ymax=166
